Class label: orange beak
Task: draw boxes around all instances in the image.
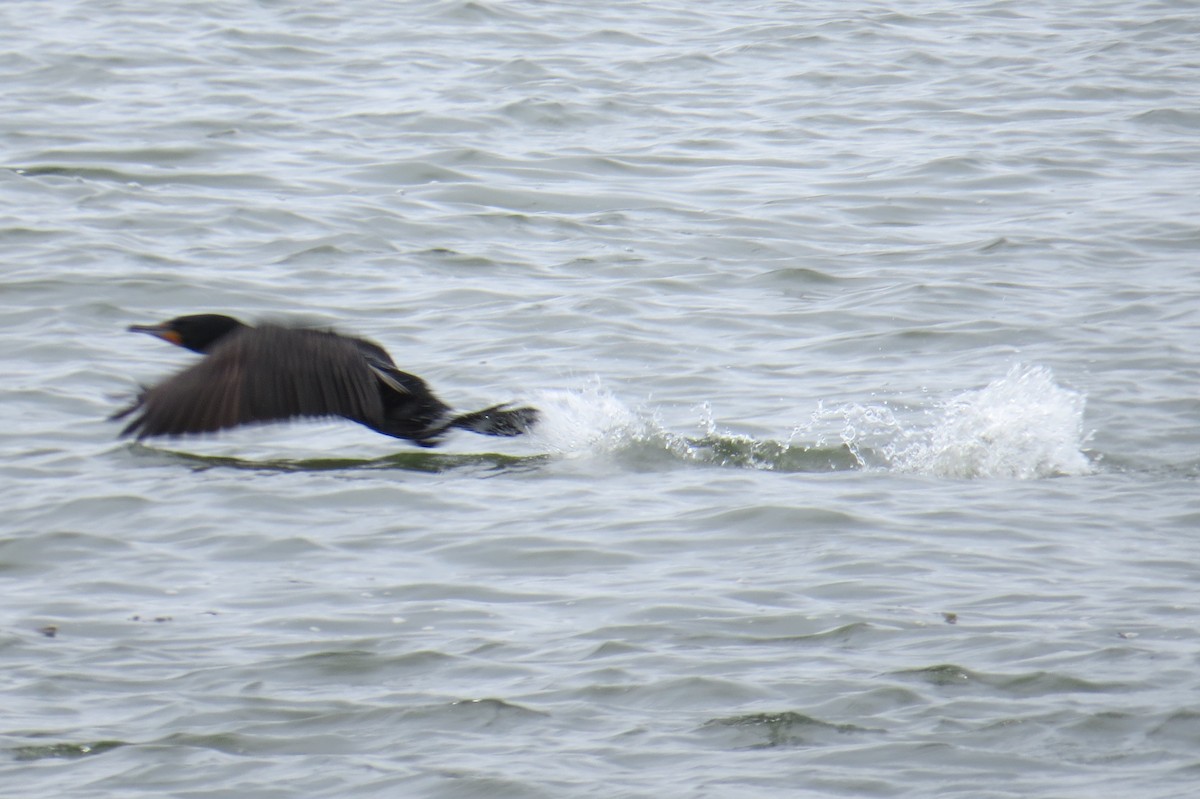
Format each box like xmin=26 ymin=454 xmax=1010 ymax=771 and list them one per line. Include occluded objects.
xmin=128 ymin=323 xmax=184 ymax=347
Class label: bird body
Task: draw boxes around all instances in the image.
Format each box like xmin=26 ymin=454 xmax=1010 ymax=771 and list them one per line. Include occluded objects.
xmin=114 ymin=314 xmax=538 ymax=447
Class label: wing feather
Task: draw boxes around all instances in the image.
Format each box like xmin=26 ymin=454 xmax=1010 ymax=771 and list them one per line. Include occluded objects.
xmin=118 ymin=325 xmax=386 ymax=439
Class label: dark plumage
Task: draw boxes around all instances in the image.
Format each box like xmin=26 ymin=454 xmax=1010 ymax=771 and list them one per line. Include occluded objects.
xmin=113 ymin=314 xmax=539 ymax=447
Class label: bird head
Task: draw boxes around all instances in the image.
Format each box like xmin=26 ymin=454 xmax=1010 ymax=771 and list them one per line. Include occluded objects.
xmin=128 ymin=314 xmax=248 ymax=354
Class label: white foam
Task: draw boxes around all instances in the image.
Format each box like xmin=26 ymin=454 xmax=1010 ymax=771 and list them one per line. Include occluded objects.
xmin=521 ymin=382 xmax=642 ymax=455
xmin=810 ymin=365 xmax=1093 ymax=479
xmin=906 ymin=364 xmax=1092 ymax=478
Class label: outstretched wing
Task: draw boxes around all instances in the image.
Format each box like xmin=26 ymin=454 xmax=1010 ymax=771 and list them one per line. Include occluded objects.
xmin=116 ymin=325 xmax=385 ymax=439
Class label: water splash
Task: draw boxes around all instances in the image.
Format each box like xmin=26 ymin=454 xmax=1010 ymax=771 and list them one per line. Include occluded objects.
xmin=526 ymin=366 xmax=1091 ymax=479
xmin=522 ymin=383 xmax=643 ymax=455
xmin=523 ymin=384 xmax=857 ymax=473
xmin=804 ymin=365 xmax=1093 ymax=479
xmin=897 ymin=364 xmax=1092 ymax=478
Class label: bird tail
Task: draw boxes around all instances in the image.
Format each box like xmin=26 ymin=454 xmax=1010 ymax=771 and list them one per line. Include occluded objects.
xmin=447 ymin=403 xmax=540 ymax=438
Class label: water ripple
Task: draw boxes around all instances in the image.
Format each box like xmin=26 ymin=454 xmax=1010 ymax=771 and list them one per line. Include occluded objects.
xmin=2 ymin=1 xmax=1198 ymax=797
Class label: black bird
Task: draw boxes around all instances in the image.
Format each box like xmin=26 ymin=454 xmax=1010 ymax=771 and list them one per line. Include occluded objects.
xmin=113 ymin=314 xmax=539 ymax=447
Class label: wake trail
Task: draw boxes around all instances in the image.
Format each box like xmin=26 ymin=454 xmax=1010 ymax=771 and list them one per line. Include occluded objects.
xmin=522 ymin=365 xmax=1092 ymax=479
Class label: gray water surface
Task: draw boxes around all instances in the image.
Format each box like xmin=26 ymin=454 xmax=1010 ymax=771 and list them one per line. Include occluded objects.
xmin=3 ymin=1 xmax=1199 ymax=797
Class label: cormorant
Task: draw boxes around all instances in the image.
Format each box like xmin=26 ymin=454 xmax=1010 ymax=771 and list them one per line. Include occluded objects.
xmin=113 ymin=314 xmax=539 ymax=447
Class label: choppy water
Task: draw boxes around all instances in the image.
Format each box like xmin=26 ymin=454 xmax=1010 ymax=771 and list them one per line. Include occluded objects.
xmin=3 ymin=1 xmax=1199 ymax=797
